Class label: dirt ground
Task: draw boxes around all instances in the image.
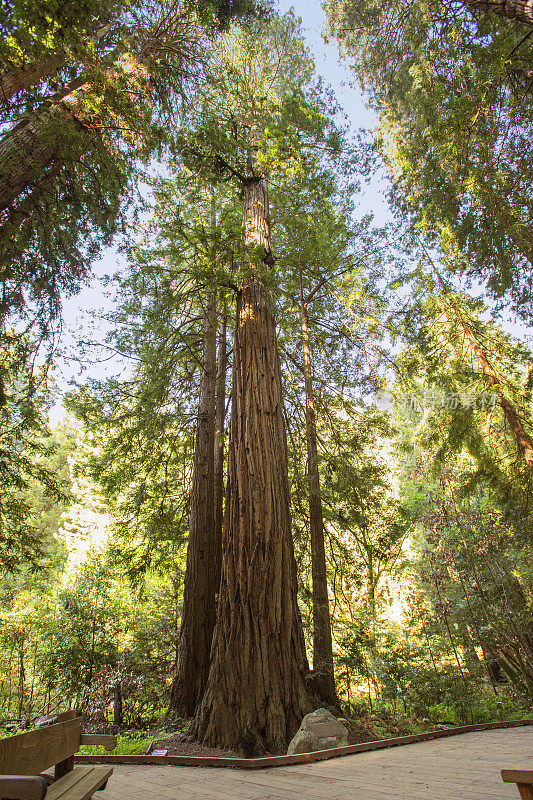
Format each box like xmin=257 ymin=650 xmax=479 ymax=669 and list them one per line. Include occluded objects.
xmin=144 ymin=724 xmax=397 ymax=758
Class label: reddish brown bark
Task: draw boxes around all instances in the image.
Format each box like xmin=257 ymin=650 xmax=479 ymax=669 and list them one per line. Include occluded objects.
xmin=167 ymin=291 xmax=219 ymax=718
xmin=300 ymin=296 xmax=338 ymax=707
xmin=190 ymin=178 xmax=310 ymax=753
xmin=213 ymin=310 xmax=227 ymax=584
xmin=0 ymin=56 xmax=65 ymax=104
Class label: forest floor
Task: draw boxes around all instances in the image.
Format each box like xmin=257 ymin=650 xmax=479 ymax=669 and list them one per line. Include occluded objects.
xmin=82 ymin=713 xmax=438 ymax=758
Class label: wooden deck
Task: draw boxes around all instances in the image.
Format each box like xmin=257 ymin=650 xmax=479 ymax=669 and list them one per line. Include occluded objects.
xmin=97 ymin=727 xmax=533 ymax=799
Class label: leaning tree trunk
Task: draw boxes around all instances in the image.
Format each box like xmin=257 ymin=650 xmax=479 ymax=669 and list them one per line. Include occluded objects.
xmin=431 ymin=266 xmax=533 ymax=471
xmin=0 ymin=106 xmax=83 ymax=212
xmin=0 ymin=55 xmax=68 ymax=105
xmin=0 ymin=38 xmax=149 ymax=211
xmin=443 ymin=299 xmax=533 ymax=471
xmin=190 ymin=178 xmax=310 ymax=754
xmin=460 ymin=319 xmax=533 ymax=470
xmin=300 ymin=297 xmax=338 ymax=707
xmin=0 ymin=25 xmax=114 ymax=104
xmin=464 ymin=0 xmax=533 ymax=25
xmin=167 ymin=291 xmax=219 ymax=718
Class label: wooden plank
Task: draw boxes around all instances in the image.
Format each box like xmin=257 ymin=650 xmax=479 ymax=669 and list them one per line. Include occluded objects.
xmin=502 ymin=768 xmax=533 ymax=783
xmin=0 ymin=776 xmax=48 ymax=800
xmin=79 ymin=735 xmax=116 ymax=752
xmin=46 ymin=766 xmax=113 ymax=800
xmin=0 ymin=719 xmax=83 ymax=775
xmin=45 ymin=766 xmax=93 ymax=792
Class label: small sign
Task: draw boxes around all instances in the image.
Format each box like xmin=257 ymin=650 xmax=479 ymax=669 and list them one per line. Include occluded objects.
xmin=308 ymin=721 xmax=344 ymax=738
xmin=151 ymin=749 xmax=168 ymax=756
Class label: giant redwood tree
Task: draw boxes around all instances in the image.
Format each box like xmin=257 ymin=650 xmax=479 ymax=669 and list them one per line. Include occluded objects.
xmin=167 ymin=187 xmax=232 ymax=717
xmin=186 ymin=16 xmax=326 ymax=752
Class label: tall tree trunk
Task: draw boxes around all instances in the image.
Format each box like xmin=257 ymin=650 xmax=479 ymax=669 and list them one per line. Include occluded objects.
xmin=213 ymin=309 xmax=227 ymax=583
xmin=449 ymin=307 xmax=533 ymax=471
xmin=300 ymin=295 xmax=338 ymax=707
xmin=113 ymin=684 xmax=123 ymax=727
xmin=464 ymin=0 xmax=533 ymax=26
xmin=0 ymin=85 xmax=92 ymax=213
xmin=191 ymin=178 xmax=310 ymax=754
xmin=167 ymin=291 xmax=219 ymax=718
xmin=460 ymin=319 xmax=533 ymax=470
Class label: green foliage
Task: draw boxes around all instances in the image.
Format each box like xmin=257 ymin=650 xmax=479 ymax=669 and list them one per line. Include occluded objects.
xmin=326 ymin=0 xmax=533 ymax=317
xmin=79 ymin=733 xmax=155 ymax=755
xmin=0 ymin=333 xmax=68 ymax=573
xmin=78 ymin=727 xmax=187 ymax=754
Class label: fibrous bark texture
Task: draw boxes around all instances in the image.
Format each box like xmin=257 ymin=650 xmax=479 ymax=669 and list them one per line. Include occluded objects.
xmin=301 ymin=299 xmax=338 ymax=707
xmin=213 ymin=311 xmax=227 ymax=583
xmin=0 ymin=25 xmax=113 ymax=105
xmin=0 ymin=55 xmax=65 ymax=104
xmin=191 ymin=178 xmax=310 ymax=754
xmin=465 ymin=0 xmax=533 ymax=25
xmin=0 ymin=77 xmax=90 ymax=213
xmin=167 ymin=292 xmax=219 ymax=718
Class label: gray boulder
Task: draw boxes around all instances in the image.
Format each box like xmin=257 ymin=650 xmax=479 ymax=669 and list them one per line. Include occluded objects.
xmin=287 ymin=708 xmax=349 ymax=755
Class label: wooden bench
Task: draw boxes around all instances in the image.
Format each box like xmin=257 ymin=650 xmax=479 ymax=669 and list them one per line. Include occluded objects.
xmin=502 ymin=767 xmax=533 ymax=800
xmin=0 ymin=713 xmax=116 ymax=800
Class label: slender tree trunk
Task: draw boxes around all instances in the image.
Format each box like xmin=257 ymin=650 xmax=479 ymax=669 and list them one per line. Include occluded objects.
xmin=300 ymin=296 xmax=338 ymax=707
xmin=17 ymin=644 xmax=25 ymax=718
xmin=213 ymin=309 xmax=227 ymax=583
xmin=460 ymin=319 xmax=533 ymax=470
xmin=191 ymin=178 xmax=310 ymax=754
xmin=449 ymin=310 xmax=533 ymax=470
xmin=464 ymin=0 xmax=533 ymax=25
xmin=167 ymin=291 xmax=218 ymax=718
xmin=113 ymin=684 xmax=123 ymax=727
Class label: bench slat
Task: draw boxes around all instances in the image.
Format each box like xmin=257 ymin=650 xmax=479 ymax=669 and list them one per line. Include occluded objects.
xmin=502 ymin=768 xmax=533 ymax=783
xmin=0 ymin=720 xmax=83 ymax=775
xmin=46 ymin=766 xmax=113 ymax=800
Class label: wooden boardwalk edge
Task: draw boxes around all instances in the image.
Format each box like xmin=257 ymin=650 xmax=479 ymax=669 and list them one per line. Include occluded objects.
xmin=75 ymin=718 xmax=533 ymax=770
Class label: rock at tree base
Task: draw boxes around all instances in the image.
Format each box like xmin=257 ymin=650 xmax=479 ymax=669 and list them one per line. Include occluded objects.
xmin=287 ymin=708 xmax=349 ymax=755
